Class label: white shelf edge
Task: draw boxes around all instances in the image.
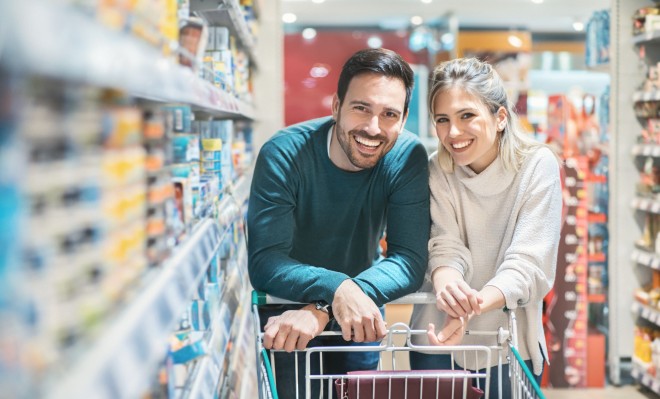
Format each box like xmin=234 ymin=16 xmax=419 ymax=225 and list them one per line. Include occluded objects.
xmin=632 ymin=248 xmax=660 ymax=270
xmin=0 ymin=1 xmax=254 ymax=120
xmin=633 ymin=30 xmax=660 ymax=45
xmin=48 ymin=219 xmax=228 ymax=399
xmin=633 ymin=90 xmax=660 ymax=103
xmin=631 ymin=196 xmax=660 ymax=214
xmin=632 ymin=357 xmax=660 ymax=394
xmin=632 ymin=300 xmax=660 ymax=328
xmin=632 ymin=144 xmax=660 ymax=158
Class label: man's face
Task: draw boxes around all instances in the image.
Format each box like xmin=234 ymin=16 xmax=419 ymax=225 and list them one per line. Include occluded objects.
xmin=330 ymin=73 xmax=408 ymax=171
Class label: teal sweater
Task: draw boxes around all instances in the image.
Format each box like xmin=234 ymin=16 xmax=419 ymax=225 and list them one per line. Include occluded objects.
xmin=247 ymin=117 xmax=430 ymax=306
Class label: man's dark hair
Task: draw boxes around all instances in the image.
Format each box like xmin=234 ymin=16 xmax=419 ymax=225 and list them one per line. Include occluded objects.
xmin=336 ymin=48 xmax=415 ymax=115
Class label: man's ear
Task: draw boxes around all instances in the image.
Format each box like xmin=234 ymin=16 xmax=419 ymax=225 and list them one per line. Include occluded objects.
xmin=331 ymin=94 xmax=340 ymax=119
xmin=400 ymin=109 xmax=409 ymax=131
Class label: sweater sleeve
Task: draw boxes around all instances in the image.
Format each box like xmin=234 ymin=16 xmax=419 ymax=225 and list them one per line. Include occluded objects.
xmin=352 ymin=141 xmax=430 ymax=306
xmin=247 ymin=141 xmax=350 ymax=304
xmin=485 ymin=152 xmax=562 ymax=309
xmin=427 ymin=156 xmax=474 ymax=282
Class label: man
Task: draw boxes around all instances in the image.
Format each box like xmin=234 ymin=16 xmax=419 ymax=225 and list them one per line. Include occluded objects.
xmin=248 ymin=48 xmax=430 ymax=397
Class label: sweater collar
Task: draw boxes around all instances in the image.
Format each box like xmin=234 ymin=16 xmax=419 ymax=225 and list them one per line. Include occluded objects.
xmin=455 ymin=155 xmax=516 ymax=196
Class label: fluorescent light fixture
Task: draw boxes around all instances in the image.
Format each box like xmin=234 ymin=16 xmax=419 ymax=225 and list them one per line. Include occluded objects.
xmin=508 ymin=35 xmax=523 ymax=48
xmin=282 ymin=13 xmax=297 ymax=23
xmin=312 ymin=0 xmax=326 ymax=3
xmin=421 ymin=0 xmax=432 ymax=3
xmin=302 ymin=28 xmax=317 ymax=40
xmin=531 ymin=0 xmax=544 ymax=3
xmin=410 ymin=16 xmax=423 ymax=25
xmin=572 ymin=21 xmax=584 ymax=31
xmin=367 ymin=36 xmax=383 ymax=48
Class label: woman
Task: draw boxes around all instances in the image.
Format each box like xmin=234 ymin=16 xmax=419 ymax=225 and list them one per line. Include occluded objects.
xmin=410 ymin=57 xmax=562 ymax=398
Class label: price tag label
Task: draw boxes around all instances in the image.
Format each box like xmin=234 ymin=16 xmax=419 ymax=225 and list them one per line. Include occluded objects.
xmin=652 ymin=202 xmax=660 ymax=213
xmin=653 ymin=146 xmax=660 ymax=157
xmin=643 ymin=307 xmax=652 ymax=320
xmin=643 ymin=199 xmax=651 ymax=210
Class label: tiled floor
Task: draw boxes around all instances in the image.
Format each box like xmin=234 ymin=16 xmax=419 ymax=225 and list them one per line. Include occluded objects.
xmin=545 ymin=385 xmax=657 ymax=399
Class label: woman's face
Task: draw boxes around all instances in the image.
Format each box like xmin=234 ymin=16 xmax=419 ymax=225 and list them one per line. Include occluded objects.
xmin=432 ymin=86 xmax=506 ymax=174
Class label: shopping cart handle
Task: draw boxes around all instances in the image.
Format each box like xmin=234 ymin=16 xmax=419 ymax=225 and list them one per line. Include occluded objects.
xmin=251 ymin=291 xmax=436 ymax=306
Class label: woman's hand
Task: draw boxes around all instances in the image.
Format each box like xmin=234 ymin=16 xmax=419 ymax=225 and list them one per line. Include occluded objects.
xmin=427 ymin=316 xmax=466 ymax=346
xmin=435 ymin=279 xmax=483 ymax=318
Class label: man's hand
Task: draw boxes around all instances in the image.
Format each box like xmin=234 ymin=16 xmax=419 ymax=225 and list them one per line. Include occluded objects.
xmin=333 ymin=279 xmax=387 ymax=343
xmin=426 ymin=316 xmax=466 ymax=346
xmin=262 ymin=305 xmax=330 ymax=352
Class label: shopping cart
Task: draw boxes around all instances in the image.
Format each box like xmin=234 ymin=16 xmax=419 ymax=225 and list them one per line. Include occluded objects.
xmin=251 ymin=291 xmax=545 ymax=399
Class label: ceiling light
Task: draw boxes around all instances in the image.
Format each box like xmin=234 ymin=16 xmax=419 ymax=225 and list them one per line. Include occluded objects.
xmin=282 ymin=13 xmax=297 ymax=23
xmin=410 ymin=16 xmax=423 ymax=25
xmin=508 ymin=35 xmax=523 ymax=48
xmin=312 ymin=0 xmax=326 ymax=3
xmin=367 ymin=36 xmax=383 ymax=49
xmin=531 ymin=0 xmax=544 ymax=3
xmin=302 ymin=28 xmax=317 ymax=40
xmin=421 ymin=0 xmax=432 ymax=3
xmin=572 ymin=21 xmax=585 ymax=31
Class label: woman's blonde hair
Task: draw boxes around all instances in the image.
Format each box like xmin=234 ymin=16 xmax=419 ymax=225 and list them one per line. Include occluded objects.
xmin=428 ymin=57 xmax=553 ymax=173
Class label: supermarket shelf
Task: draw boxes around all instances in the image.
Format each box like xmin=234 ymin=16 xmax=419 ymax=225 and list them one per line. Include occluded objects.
xmin=632 ymin=248 xmax=660 ymax=271
xmin=588 ymin=252 xmax=606 ymax=263
xmin=631 ymin=196 xmax=660 ymax=214
xmin=192 ymin=0 xmax=258 ymax=66
xmin=633 ymin=30 xmax=660 ymax=46
xmin=186 ymin=300 xmax=237 ymax=399
xmin=587 ymin=212 xmax=607 ymax=224
xmin=632 ymin=300 xmax=660 ymax=327
xmin=49 ymin=219 xmax=226 ymax=399
xmin=0 ymin=1 xmax=255 ymax=120
xmin=632 ymin=144 xmax=660 ymax=157
xmin=632 ymin=90 xmax=659 ymax=103
xmin=587 ymin=294 xmax=607 ymax=303
xmin=632 ymin=357 xmax=660 ymax=394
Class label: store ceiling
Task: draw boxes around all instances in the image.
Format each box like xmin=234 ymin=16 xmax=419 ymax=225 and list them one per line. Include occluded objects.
xmin=280 ymin=0 xmax=610 ymax=33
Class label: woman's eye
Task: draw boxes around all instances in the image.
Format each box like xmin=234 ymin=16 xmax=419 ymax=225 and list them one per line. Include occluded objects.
xmin=436 ymin=117 xmax=448 ymax=123
xmin=461 ymin=113 xmax=475 ymax=119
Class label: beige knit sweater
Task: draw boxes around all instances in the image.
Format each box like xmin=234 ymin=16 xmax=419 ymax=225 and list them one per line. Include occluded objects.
xmin=410 ymin=146 xmax=562 ymax=375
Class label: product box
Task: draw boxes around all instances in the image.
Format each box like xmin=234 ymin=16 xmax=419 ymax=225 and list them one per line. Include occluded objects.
xmin=163 ymin=106 xmax=193 ymax=133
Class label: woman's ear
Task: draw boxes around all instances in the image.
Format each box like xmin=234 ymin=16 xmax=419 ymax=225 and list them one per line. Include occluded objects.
xmin=497 ymin=106 xmax=508 ymax=132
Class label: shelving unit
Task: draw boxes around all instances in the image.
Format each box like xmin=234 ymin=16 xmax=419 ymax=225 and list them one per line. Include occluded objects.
xmin=633 ymin=247 xmax=660 ymax=271
xmin=619 ymin=3 xmax=660 ymax=393
xmin=0 ymin=0 xmax=284 ymax=397
xmin=0 ymin=1 xmax=255 ymax=120
xmin=632 ymin=357 xmax=660 ymax=394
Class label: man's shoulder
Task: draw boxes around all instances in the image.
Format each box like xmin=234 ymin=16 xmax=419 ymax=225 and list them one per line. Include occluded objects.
xmin=268 ymin=116 xmax=333 ymax=145
xmin=385 ymin=130 xmax=426 ymax=161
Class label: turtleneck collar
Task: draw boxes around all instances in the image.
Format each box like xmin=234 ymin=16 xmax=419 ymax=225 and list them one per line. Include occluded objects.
xmin=454 ymin=155 xmax=516 ymax=196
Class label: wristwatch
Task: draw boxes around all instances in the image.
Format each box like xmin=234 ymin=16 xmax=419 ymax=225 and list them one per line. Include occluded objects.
xmin=314 ymin=301 xmax=333 ymax=320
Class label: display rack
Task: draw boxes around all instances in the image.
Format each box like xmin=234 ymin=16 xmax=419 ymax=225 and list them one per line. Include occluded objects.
xmin=633 ymin=247 xmax=660 ymax=271
xmin=0 ymin=0 xmax=275 ymax=397
xmin=632 ymin=357 xmax=660 ymax=394
xmin=0 ymin=1 xmax=255 ymax=120
xmin=193 ymin=0 xmax=259 ymax=66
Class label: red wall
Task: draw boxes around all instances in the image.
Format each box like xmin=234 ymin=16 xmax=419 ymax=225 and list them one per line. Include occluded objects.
xmin=284 ymin=30 xmax=426 ymax=126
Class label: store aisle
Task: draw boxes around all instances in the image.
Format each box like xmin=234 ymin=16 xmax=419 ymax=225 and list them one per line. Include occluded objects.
xmin=545 ymin=386 xmax=652 ymax=399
